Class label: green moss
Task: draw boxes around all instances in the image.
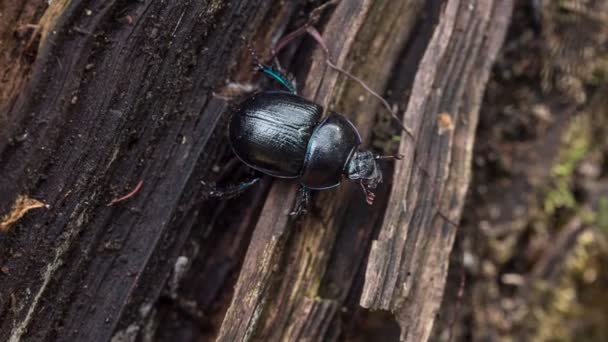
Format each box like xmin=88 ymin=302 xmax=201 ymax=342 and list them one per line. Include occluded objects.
xmin=589 ymin=56 xmax=608 ymax=85
xmin=532 ymin=231 xmax=608 ymax=342
xmin=597 ymin=197 xmax=608 ymax=234
xmin=543 ymin=116 xmax=591 ymax=215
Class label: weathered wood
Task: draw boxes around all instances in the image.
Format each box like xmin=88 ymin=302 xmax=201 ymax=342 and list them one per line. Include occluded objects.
xmin=360 ymin=1 xmax=513 ymax=341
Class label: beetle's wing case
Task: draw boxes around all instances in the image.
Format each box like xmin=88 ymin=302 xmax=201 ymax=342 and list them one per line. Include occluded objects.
xmin=229 ymin=92 xmax=323 ymax=178
xmin=300 ymin=113 xmax=361 ymax=189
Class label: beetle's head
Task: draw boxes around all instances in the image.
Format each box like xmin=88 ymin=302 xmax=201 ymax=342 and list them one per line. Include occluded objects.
xmin=346 ymin=151 xmax=382 ymax=204
xmin=346 ymin=150 xmax=404 ymax=205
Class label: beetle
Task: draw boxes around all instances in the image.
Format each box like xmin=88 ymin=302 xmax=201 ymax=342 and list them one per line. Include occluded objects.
xmin=212 ymin=63 xmax=400 ymax=216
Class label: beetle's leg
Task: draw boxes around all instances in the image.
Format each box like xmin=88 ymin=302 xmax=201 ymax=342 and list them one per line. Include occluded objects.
xmin=250 ymin=1 xmax=338 ymax=95
xmin=289 ymin=185 xmax=311 ymax=217
xmin=257 ymin=64 xmax=297 ymax=94
xmin=205 ymin=177 xmax=261 ymax=199
xmin=243 ymin=39 xmax=297 ymax=94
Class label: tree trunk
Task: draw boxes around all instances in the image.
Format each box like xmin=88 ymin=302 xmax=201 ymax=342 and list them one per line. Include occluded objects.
xmin=0 ymin=1 xmax=511 ymax=341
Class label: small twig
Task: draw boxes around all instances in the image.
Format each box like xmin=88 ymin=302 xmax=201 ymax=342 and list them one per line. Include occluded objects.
xmin=73 ymin=26 xmax=93 ymax=35
xmin=435 ymin=210 xmax=460 ymax=230
xmin=172 ymin=10 xmax=186 ymax=37
xmin=270 ymin=0 xmax=341 ymax=59
xmin=107 ymin=180 xmax=144 ymax=206
xmin=21 ymin=24 xmax=39 ymax=30
xmin=271 ymin=28 xmax=307 ymax=59
xmin=55 ymin=56 xmax=63 ymax=71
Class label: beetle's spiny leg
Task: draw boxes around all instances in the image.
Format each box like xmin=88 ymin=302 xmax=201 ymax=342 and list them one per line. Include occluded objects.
xmin=258 ymin=65 xmax=297 ymax=94
xmin=205 ymin=177 xmax=261 ymax=199
xmin=289 ymin=186 xmax=311 ymax=217
xmin=240 ymin=36 xmax=297 ymax=94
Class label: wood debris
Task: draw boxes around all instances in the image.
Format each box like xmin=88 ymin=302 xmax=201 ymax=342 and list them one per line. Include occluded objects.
xmin=0 ymin=195 xmax=48 ymax=232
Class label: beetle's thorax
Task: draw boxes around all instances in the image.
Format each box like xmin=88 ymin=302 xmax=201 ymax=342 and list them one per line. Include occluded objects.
xmin=299 ymin=112 xmax=361 ymax=190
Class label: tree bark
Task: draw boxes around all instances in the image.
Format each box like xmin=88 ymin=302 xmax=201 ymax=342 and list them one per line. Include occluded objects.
xmin=0 ymin=1 xmax=512 ymax=341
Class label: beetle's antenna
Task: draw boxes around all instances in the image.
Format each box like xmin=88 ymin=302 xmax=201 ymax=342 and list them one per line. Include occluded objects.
xmin=375 ymin=154 xmax=404 ymax=160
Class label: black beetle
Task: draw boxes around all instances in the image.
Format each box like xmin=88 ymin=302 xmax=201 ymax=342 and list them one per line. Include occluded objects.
xmin=214 ymin=64 xmax=398 ymax=215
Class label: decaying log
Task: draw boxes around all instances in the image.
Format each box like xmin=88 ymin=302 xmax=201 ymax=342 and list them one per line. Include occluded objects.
xmin=0 ymin=0 xmax=512 ymax=341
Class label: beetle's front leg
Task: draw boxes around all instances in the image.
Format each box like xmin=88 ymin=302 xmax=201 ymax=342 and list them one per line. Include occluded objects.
xmin=289 ymin=185 xmax=311 ymax=217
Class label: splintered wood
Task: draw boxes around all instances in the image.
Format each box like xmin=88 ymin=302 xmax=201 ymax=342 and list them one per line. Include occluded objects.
xmin=360 ymin=1 xmax=513 ymax=341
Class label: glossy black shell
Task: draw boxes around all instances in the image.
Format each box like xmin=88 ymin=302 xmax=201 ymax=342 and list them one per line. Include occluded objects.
xmin=229 ymin=92 xmax=322 ymax=178
xmin=229 ymin=91 xmax=361 ymax=189
xmin=300 ymin=113 xmax=361 ymax=189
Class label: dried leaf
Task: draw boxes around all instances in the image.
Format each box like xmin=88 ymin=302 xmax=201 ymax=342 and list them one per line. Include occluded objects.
xmin=0 ymin=195 xmax=47 ymax=232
